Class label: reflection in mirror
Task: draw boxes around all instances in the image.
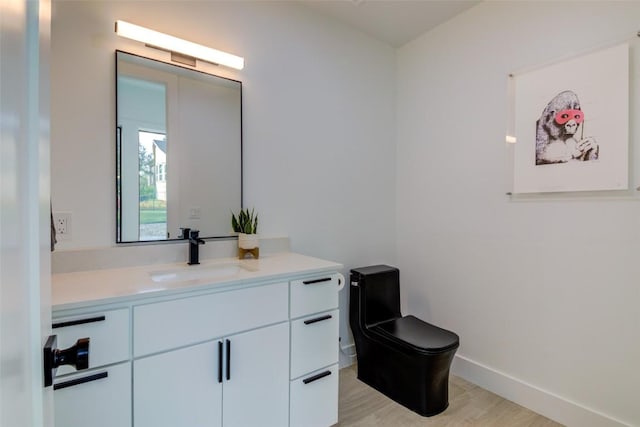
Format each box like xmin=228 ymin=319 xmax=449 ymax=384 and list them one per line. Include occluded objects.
xmin=116 ymin=51 xmax=242 ymax=243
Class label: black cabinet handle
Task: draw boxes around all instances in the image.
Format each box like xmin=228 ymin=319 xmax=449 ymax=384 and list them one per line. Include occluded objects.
xmin=304 ymin=314 xmax=333 ymax=325
xmin=218 ymin=341 xmax=223 ymax=383
xmin=53 ymin=371 xmax=108 ymax=390
xmin=303 ymin=277 xmax=331 ymax=285
xmin=302 ymin=370 xmax=332 ymax=384
xmin=53 ymin=316 xmax=106 ymax=329
xmin=225 ymin=339 xmax=231 ymax=381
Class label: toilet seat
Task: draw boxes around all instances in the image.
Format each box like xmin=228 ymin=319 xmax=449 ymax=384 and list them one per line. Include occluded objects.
xmin=372 ymin=315 xmax=459 ymax=355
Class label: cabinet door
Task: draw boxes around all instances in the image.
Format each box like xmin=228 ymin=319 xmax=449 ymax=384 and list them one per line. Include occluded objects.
xmin=134 ymin=341 xmax=223 ymax=427
xmin=223 ymin=322 xmax=289 ymax=427
xmin=54 ymin=362 xmax=131 ymax=427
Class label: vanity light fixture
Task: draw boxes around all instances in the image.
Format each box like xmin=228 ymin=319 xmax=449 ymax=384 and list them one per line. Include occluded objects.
xmin=114 ymin=20 xmax=244 ymax=70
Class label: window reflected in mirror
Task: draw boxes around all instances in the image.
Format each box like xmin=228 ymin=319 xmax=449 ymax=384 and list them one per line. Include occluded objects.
xmin=138 ymin=130 xmax=167 ymax=241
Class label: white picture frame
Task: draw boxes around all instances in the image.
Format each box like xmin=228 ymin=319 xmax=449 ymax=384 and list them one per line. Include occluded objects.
xmin=512 ymin=43 xmax=629 ymax=194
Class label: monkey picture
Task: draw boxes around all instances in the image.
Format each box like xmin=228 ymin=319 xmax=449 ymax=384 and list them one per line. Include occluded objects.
xmin=513 ymin=43 xmax=628 ymax=193
xmin=535 ymin=90 xmax=598 ymax=165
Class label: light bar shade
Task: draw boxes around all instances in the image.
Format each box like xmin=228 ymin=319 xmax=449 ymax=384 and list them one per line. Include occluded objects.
xmin=115 ymin=20 xmax=244 ymax=70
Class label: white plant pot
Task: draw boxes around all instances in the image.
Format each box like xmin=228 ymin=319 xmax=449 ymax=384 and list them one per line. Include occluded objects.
xmin=238 ymin=233 xmax=259 ymax=250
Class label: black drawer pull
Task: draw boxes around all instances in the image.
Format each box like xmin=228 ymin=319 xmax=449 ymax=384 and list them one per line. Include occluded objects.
xmin=218 ymin=341 xmax=223 ymax=383
xmin=303 ymin=277 xmax=331 ymax=285
xmin=303 ymin=370 xmax=332 ymax=384
xmin=53 ymin=371 xmax=108 ymax=390
xmin=53 ymin=316 xmax=106 ymax=329
xmin=304 ymin=314 xmax=333 ymax=325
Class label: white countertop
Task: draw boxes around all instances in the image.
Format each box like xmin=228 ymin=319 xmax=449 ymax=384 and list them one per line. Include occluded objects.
xmin=52 ymin=252 xmax=343 ymax=311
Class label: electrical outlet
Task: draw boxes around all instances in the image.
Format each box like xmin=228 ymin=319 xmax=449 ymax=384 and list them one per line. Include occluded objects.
xmin=189 ymin=207 xmax=201 ymax=219
xmin=53 ymin=212 xmax=72 ymax=240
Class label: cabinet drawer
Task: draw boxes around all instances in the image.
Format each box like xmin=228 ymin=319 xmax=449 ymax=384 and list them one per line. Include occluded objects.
xmin=290 ymin=364 xmax=339 ymax=427
xmin=54 ymin=362 xmax=131 ymax=427
xmin=52 ymin=308 xmax=130 ymax=376
xmin=290 ymin=273 xmax=339 ymax=318
xmin=290 ymin=309 xmax=339 ymax=379
xmin=134 ymin=282 xmax=288 ymax=357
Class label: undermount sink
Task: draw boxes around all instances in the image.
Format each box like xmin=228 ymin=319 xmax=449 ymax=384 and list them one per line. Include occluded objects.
xmin=149 ymin=262 xmax=244 ymax=283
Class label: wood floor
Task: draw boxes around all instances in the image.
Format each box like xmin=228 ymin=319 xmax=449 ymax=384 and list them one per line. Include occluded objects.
xmin=337 ymin=365 xmax=563 ymax=426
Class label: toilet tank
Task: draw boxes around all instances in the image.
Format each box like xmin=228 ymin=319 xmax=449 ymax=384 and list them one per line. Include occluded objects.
xmin=350 ymin=265 xmax=402 ymax=327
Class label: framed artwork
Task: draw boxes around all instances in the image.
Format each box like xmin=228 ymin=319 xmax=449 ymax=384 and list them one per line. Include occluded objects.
xmin=511 ymin=43 xmax=629 ymax=194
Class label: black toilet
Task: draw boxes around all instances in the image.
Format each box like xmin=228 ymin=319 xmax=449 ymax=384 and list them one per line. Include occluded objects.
xmin=349 ymin=265 xmax=459 ymax=416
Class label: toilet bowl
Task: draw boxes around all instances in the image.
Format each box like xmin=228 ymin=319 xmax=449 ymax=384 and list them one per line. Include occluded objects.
xmin=349 ymin=265 xmax=459 ymax=416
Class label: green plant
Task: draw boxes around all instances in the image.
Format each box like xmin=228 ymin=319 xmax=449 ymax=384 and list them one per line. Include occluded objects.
xmin=231 ymin=208 xmax=258 ymax=234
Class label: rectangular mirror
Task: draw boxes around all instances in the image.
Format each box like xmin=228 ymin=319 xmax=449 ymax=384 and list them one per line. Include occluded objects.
xmin=116 ymin=51 xmax=242 ymax=243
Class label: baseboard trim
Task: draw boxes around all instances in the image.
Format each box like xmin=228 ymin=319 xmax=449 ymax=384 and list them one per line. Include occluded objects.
xmin=339 ymin=343 xmax=356 ymax=368
xmin=452 ymin=354 xmax=631 ymax=427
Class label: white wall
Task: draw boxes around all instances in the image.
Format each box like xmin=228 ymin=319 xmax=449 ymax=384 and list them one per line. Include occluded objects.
xmin=51 ymin=1 xmax=396 ymax=363
xmin=397 ymin=2 xmax=640 ymax=426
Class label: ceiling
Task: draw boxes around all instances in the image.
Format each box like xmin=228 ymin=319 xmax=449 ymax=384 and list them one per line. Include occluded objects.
xmin=300 ymin=0 xmax=481 ymax=47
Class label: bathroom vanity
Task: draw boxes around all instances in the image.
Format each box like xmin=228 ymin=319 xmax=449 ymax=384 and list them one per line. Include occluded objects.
xmin=51 ymin=252 xmax=342 ymax=427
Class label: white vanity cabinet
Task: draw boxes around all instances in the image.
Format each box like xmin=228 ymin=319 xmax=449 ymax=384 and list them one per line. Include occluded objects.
xmin=132 ymin=282 xmax=290 ymax=427
xmin=51 ymin=309 xmax=131 ymax=427
xmin=51 ymin=252 xmax=342 ymax=427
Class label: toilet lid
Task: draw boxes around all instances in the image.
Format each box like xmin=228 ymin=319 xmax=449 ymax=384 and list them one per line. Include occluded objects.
xmin=372 ymin=315 xmax=459 ymax=354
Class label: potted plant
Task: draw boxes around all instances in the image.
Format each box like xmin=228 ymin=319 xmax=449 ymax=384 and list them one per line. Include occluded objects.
xmin=231 ymin=208 xmax=259 ymax=256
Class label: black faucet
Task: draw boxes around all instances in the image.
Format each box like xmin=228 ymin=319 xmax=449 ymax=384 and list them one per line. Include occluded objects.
xmin=187 ymin=229 xmax=205 ymax=265
xmin=180 ymin=227 xmax=191 ymax=239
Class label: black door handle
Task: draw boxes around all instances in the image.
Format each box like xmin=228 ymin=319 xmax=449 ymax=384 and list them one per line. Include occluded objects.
xmin=43 ymin=335 xmax=90 ymax=387
xmin=218 ymin=341 xmax=223 ymax=383
xmin=225 ymin=339 xmax=231 ymax=381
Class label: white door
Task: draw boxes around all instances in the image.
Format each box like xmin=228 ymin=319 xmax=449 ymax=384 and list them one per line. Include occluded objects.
xmin=223 ymin=322 xmax=290 ymax=427
xmin=0 ymin=0 xmax=53 ymax=426
xmin=133 ymin=341 xmax=223 ymax=427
